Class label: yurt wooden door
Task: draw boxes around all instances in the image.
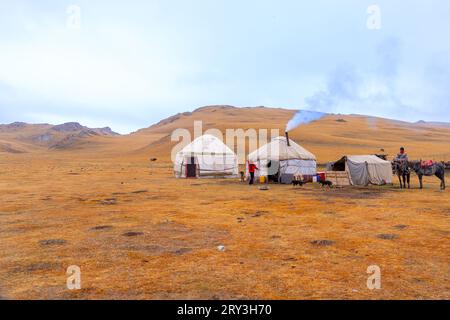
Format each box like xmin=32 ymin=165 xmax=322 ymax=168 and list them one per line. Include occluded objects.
xmin=186 ymin=156 xmax=197 ymax=178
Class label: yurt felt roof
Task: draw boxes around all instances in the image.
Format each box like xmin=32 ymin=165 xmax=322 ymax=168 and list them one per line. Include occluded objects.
xmin=177 ymin=134 xmax=236 ymax=156
xmin=346 ymin=155 xmax=390 ymax=164
xmin=332 ymin=155 xmax=391 ymax=170
xmin=248 ymin=136 xmax=316 ymax=162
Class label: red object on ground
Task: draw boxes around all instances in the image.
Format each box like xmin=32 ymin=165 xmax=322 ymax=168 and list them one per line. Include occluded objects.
xmin=318 ymin=172 xmax=326 ymax=181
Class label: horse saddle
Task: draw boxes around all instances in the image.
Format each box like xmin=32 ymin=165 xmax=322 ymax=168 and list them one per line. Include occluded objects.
xmin=421 ymin=160 xmax=434 ymax=168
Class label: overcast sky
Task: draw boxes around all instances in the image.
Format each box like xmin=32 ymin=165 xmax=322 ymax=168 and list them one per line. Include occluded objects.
xmin=0 ymin=0 xmax=449 ymax=133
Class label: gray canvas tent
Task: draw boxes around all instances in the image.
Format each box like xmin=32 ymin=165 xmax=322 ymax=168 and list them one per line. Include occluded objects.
xmin=329 ymin=155 xmax=392 ymax=186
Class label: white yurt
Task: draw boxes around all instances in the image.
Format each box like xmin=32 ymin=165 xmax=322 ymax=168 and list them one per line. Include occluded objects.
xmin=174 ymin=134 xmax=238 ymax=179
xmin=247 ymin=135 xmax=317 ymax=183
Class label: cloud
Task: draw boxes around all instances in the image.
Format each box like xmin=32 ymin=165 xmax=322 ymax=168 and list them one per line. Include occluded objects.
xmin=304 ymin=37 xmax=409 ymax=118
xmin=1 ymin=2 xmax=450 ymax=132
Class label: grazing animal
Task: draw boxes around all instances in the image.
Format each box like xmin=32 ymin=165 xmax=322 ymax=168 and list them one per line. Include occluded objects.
xmin=409 ymin=161 xmax=445 ymax=190
xmin=319 ymin=180 xmax=333 ymax=188
xmin=292 ymin=174 xmax=304 ymax=187
xmin=392 ymin=160 xmax=410 ymax=189
xmin=292 ymin=180 xmax=304 ymax=187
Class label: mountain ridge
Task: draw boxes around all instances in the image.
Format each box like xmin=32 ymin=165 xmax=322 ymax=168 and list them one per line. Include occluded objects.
xmin=1 ymin=106 xmax=450 ymax=162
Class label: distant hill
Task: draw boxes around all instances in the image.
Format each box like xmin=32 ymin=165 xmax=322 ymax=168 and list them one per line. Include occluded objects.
xmin=0 ymin=122 xmax=119 ymax=152
xmin=1 ymin=107 xmax=450 ymax=162
xmin=130 ymin=106 xmax=450 ymax=162
xmin=415 ymin=120 xmax=450 ymax=129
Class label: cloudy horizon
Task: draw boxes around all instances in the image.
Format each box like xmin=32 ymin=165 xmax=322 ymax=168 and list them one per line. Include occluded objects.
xmin=1 ymin=0 xmax=450 ymax=133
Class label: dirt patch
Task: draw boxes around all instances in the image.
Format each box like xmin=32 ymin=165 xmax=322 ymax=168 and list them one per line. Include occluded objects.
xmin=310 ymin=187 xmax=388 ymax=200
xmin=246 ymin=210 xmax=269 ymax=217
xmin=432 ymin=229 xmax=450 ymax=237
xmin=113 ymin=222 xmax=228 ymax=256
xmin=173 ymin=248 xmax=193 ymax=255
xmin=90 ymin=225 xmax=113 ymax=231
xmin=310 ymin=240 xmax=335 ymax=246
xmin=122 ymin=231 xmax=144 ymax=237
xmin=12 ymin=262 xmax=62 ymax=274
xmin=39 ymin=239 xmax=67 ymax=246
xmin=131 ymin=190 xmax=148 ymax=194
xmin=99 ymin=198 xmax=117 ymax=205
xmin=377 ymin=234 xmax=399 ymax=240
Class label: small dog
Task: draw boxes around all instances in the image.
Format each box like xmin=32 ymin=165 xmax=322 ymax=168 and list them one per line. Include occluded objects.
xmin=240 ymin=171 xmax=245 ymax=182
xmin=292 ymin=180 xmax=304 ymax=187
xmin=319 ymin=180 xmax=333 ymax=188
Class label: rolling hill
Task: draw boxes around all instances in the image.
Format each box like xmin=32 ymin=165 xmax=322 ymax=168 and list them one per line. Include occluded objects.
xmin=128 ymin=106 xmax=450 ymax=163
xmin=0 ymin=121 xmax=119 ymax=152
xmin=1 ymin=106 xmax=450 ymax=163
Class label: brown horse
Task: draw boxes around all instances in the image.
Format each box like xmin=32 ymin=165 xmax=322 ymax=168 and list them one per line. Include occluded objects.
xmin=409 ymin=161 xmax=446 ymax=190
xmin=392 ymin=160 xmax=410 ymax=189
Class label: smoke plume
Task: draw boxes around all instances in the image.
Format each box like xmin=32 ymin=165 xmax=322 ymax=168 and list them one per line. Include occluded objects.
xmin=285 ymin=110 xmax=325 ymax=132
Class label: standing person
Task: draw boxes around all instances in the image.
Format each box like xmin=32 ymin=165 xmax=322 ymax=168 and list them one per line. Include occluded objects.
xmin=395 ymin=147 xmax=409 ymax=162
xmin=248 ymin=162 xmax=259 ymax=185
xmin=394 ymin=147 xmax=410 ymax=173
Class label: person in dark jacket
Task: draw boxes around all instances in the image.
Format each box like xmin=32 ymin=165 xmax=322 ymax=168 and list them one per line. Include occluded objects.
xmin=394 ymin=147 xmax=410 ymax=174
xmin=248 ymin=162 xmax=259 ymax=185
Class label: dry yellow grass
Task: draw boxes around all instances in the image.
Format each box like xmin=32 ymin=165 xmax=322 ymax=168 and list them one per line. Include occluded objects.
xmin=0 ymin=106 xmax=449 ymax=300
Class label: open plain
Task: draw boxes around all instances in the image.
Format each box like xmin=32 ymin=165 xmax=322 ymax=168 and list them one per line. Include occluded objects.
xmin=0 ymin=106 xmax=449 ymax=299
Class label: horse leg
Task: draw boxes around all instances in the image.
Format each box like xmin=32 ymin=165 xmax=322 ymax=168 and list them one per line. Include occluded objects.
xmin=437 ymin=172 xmax=445 ymax=190
xmin=402 ymin=175 xmax=406 ymax=189
xmin=407 ymin=173 xmax=411 ymax=189
xmin=419 ymin=174 xmax=423 ymax=189
xmin=398 ymin=174 xmax=403 ymax=189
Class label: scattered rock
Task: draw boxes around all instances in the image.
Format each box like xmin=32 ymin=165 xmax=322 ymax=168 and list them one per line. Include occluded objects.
xmin=271 ymin=235 xmax=281 ymax=239
xmin=39 ymin=239 xmax=67 ymax=246
xmin=90 ymin=225 xmax=113 ymax=231
xmin=336 ymin=118 xmax=347 ymax=123
xmin=393 ymin=224 xmax=408 ymax=230
xmin=217 ymin=245 xmax=226 ymax=252
xmin=237 ymin=217 xmax=245 ymax=223
xmin=377 ymin=234 xmax=399 ymax=240
xmin=259 ymin=186 xmax=269 ymax=191
xmin=122 ymin=231 xmax=144 ymax=237
xmin=310 ymin=240 xmax=335 ymax=246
